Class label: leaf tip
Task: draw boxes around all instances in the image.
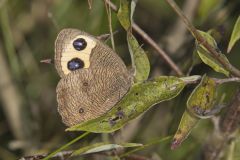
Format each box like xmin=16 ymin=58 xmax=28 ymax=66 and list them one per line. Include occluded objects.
xmin=65 ymin=128 xmax=71 ymax=131
xmin=170 ymin=138 xmax=182 ymax=150
xmin=227 ymin=46 xmax=232 ymax=54
xmin=65 ymin=126 xmax=77 ymax=132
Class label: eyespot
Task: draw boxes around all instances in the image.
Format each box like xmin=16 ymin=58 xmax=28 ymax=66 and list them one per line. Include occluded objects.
xmin=67 ymin=58 xmax=84 ymax=71
xmin=73 ymin=38 xmax=87 ymax=51
xmin=79 ymin=108 xmax=84 ymax=113
xmin=83 ymin=82 xmax=88 ymax=86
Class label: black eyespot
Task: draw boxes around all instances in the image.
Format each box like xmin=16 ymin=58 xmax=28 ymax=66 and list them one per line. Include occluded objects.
xmin=79 ymin=108 xmax=84 ymax=113
xmin=73 ymin=38 xmax=87 ymax=51
xmin=83 ymin=82 xmax=88 ymax=86
xmin=67 ymin=58 xmax=84 ymax=71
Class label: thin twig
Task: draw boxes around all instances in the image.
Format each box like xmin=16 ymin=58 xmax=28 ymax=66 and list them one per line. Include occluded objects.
xmin=43 ymin=132 xmax=90 ymax=160
xmin=180 ymin=75 xmax=240 ymax=85
xmin=164 ymin=0 xmax=240 ymax=78
xmin=120 ymin=136 xmax=172 ymax=158
xmin=104 ymin=0 xmax=183 ymax=76
xmin=132 ymin=24 xmax=183 ymax=76
xmin=214 ymin=77 xmax=240 ymax=84
xmin=164 ymin=0 xmax=199 ymax=54
xmin=104 ymin=0 xmax=115 ymax=51
xmin=19 ymin=151 xmax=73 ymax=160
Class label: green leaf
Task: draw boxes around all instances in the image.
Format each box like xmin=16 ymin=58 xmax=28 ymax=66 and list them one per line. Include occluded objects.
xmin=118 ymin=0 xmax=150 ymax=82
xmin=228 ymin=16 xmax=240 ymax=53
xmin=196 ymin=30 xmax=230 ymax=76
xmin=67 ymin=76 xmax=185 ymax=133
xmin=117 ymin=0 xmax=130 ymax=30
xmin=73 ymin=142 xmax=142 ymax=156
xmin=127 ymin=32 xmax=150 ymax=82
xmin=172 ymin=75 xmax=219 ymax=149
xmin=187 ymin=75 xmax=217 ymax=118
xmin=117 ymin=0 xmax=138 ymax=30
xmin=188 ymin=49 xmax=202 ymax=74
xmin=192 ymin=49 xmax=202 ymax=66
xmin=171 ymin=111 xmax=199 ymax=149
xmin=180 ymin=75 xmax=201 ymax=83
xmin=130 ymin=0 xmax=138 ymax=25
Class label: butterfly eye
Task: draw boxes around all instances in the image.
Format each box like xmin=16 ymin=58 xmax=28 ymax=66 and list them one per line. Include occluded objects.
xmin=67 ymin=58 xmax=84 ymax=71
xmin=73 ymin=38 xmax=87 ymax=51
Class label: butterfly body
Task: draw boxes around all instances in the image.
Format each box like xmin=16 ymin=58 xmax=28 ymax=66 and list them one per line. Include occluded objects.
xmin=55 ymin=29 xmax=132 ymax=126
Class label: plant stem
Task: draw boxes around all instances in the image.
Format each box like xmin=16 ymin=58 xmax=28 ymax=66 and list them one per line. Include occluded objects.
xmin=214 ymin=77 xmax=240 ymax=84
xmin=164 ymin=0 xmax=240 ymax=77
xmin=120 ymin=136 xmax=172 ymax=158
xmin=43 ymin=132 xmax=90 ymax=160
xmin=132 ymin=23 xmax=183 ymax=76
xmin=104 ymin=0 xmax=116 ymax=51
xmin=181 ymin=75 xmax=240 ymax=84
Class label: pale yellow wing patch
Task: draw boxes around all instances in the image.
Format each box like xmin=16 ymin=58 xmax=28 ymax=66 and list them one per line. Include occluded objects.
xmin=60 ymin=35 xmax=96 ymax=75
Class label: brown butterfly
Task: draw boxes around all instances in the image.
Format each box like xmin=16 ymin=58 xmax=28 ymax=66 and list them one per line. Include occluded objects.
xmin=54 ymin=29 xmax=133 ymax=126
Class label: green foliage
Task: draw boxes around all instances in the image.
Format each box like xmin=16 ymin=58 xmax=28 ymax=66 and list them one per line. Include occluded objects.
xmin=127 ymin=32 xmax=150 ymax=82
xmin=1 ymin=0 xmax=240 ymax=160
xmin=196 ymin=30 xmax=230 ymax=76
xmin=118 ymin=0 xmax=150 ymax=82
xmin=187 ymin=75 xmax=217 ymax=118
xmin=172 ymin=111 xmax=199 ymax=149
xmin=117 ymin=0 xmax=131 ymax=30
xmin=172 ymin=75 xmax=217 ymax=149
xmin=228 ymin=16 xmax=240 ymax=53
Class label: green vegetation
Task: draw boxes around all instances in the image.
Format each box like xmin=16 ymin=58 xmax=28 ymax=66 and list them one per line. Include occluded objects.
xmin=0 ymin=0 xmax=240 ymax=160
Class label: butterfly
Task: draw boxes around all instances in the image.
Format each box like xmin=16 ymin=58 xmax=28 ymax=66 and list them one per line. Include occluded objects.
xmin=54 ymin=29 xmax=133 ymax=126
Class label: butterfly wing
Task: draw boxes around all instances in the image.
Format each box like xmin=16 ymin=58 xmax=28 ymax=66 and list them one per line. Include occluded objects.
xmin=55 ymin=29 xmax=132 ymax=126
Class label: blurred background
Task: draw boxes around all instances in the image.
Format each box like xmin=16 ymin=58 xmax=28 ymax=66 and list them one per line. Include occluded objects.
xmin=0 ymin=0 xmax=240 ymax=159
